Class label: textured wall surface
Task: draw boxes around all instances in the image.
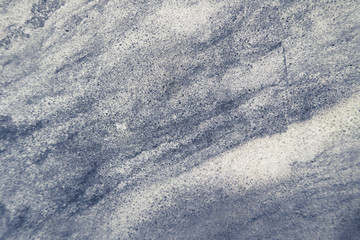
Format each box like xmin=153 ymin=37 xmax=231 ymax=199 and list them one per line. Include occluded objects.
xmin=0 ymin=0 xmax=360 ymax=239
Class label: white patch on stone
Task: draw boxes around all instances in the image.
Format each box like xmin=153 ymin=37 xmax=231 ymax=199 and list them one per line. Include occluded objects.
xmin=155 ymin=1 xmax=218 ymax=36
xmin=115 ymin=122 xmax=127 ymax=131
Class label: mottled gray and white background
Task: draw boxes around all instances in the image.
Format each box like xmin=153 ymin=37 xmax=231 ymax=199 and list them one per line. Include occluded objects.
xmin=1 ymin=0 xmax=360 ymax=239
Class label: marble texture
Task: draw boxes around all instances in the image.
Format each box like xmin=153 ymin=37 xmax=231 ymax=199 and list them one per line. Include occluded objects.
xmin=0 ymin=0 xmax=360 ymax=239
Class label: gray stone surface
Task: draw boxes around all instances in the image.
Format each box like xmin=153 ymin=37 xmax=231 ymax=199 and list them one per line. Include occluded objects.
xmin=0 ymin=1 xmax=359 ymax=239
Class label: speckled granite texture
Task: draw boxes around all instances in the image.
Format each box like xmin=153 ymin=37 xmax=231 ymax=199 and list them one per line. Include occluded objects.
xmin=1 ymin=0 xmax=360 ymax=239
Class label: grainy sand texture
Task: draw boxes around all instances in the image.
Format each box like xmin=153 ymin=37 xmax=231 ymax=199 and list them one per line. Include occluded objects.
xmin=0 ymin=0 xmax=359 ymax=239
